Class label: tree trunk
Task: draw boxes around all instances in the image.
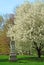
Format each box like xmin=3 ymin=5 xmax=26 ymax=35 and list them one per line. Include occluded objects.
xmin=29 ymin=50 xmax=30 ymax=55
xmin=37 ymin=49 xmax=41 ymax=58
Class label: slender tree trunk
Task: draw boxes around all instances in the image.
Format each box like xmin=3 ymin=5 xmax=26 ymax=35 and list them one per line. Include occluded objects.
xmin=37 ymin=49 xmax=41 ymax=58
xmin=29 ymin=50 xmax=30 ymax=55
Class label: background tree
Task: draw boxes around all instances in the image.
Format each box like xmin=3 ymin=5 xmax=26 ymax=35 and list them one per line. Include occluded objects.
xmin=0 ymin=14 xmax=14 ymax=54
xmin=0 ymin=16 xmax=4 ymax=29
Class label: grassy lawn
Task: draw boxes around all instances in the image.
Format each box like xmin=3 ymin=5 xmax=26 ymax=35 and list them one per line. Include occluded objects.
xmin=0 ymin=55 xmax=44 ymax=65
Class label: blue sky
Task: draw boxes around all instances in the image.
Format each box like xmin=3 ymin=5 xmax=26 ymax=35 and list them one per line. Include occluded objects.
xmin=0 ymin=0 xmax=35 ymax=15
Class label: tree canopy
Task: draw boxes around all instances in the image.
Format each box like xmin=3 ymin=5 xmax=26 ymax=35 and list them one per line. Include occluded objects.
xmin=7 ymin=2 xmax=44 ymax=57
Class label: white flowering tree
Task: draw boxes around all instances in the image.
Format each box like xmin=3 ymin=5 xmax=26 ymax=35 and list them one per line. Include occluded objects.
xmin=7 ymin=2 xmax=44 ymax=58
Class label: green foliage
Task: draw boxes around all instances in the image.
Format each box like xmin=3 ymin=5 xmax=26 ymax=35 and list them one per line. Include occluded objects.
xmin=0 ymin=16 xmax=3 ymax=22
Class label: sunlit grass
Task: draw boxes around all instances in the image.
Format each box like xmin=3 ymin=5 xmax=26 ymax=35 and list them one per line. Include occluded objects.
xmin=0 ymin=55 xmax=44 ymax=65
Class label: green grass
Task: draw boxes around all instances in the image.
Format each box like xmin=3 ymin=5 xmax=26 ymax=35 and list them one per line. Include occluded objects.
xmin=0 ymin=55 xmax=44 ymax=65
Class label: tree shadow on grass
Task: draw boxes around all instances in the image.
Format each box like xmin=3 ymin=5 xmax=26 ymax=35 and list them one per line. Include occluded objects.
xmin=18 ymin=57 xmax=44 ymax=63
xmin=0 ymin=59 xmax=8 ymax=62
xmin=0 ymin=57 xmax=44 ymax=63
